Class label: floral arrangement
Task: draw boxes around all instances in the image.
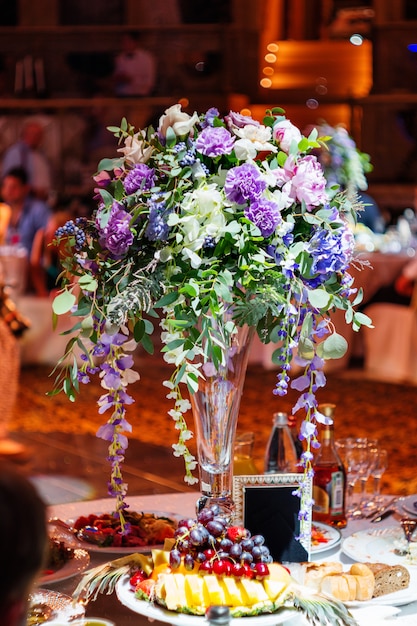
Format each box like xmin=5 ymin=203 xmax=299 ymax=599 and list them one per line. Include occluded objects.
xmin=317 ymin=122 xmax=373 ymax=200
xmin=51 ymin=104 xmax=371 ymax=523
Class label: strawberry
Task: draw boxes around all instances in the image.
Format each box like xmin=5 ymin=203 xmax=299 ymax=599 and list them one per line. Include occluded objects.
xmin=135 ymin=578 xmax=156 ymax=600
xmin=130 ymin=570 xmax=148 ymax=588
xmin=226 ymin=525 xmax=250 ymax=542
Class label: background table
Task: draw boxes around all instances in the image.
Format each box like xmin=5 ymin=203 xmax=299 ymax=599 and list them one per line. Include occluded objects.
xmin=47 ymin=492 xmax=417 ymax=625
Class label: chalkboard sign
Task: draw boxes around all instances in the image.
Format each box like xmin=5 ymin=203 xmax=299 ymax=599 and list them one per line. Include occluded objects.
xmin=233 ymin=474 xmax=312 ymax=563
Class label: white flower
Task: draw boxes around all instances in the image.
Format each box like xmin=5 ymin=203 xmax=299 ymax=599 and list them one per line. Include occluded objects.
xmin=117 ymin=131 xmax=153 ymax=164
xmin=273 ymin=119 xmax=302 ymax=152
xmin=158 ymin=104 xmax=199 ymax=138
xmin=233 ymin=124 xmax=277 ymax=160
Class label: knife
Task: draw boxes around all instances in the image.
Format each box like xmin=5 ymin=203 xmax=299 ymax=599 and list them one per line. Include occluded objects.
xmin=370 ymin=508 xmax=395 ymax=523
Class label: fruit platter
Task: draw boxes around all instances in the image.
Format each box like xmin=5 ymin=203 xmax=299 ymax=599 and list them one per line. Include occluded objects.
xmin=73 ymin=504 xmax=357 ymax=625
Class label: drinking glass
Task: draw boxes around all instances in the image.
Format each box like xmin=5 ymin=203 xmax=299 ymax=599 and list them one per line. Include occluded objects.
xmin=369 ymin=447 xmax=388 ymax=505
xmin=357 ymin=438 xmax=379 ymax=513
xmin=335 ymin=438 xmax=362 ymax=519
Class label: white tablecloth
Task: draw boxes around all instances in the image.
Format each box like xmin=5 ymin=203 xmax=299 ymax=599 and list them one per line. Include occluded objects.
xmin=46 ymin=492 xmax=417 ymax=625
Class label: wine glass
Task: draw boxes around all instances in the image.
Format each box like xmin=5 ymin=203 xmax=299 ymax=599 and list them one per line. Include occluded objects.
xmin=400 ymin=518 xmax=417 ymax=558
xmin=369 ymin=447 xmax=388 ymax=506
xmin=335 ymin=438 xmax=363 ymax=519
xmin=357 ymin=438 xmax=379 ymax=513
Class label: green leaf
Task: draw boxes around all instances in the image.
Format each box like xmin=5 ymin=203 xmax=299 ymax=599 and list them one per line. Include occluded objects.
xmin=317 ymin=332 xmax=348 ymax=359
xmin=307 ymin=288 xmax=331 ymax=309
xmin=155 ymin=292 xmax=179 ymax=308
xmin=186 ymin=371 xmax=199 ymax=394
xmin=141 ymin=333 xmax=154 ymax=354
xmin=298 ymin=336 xmax=315 ymax=360
xmin=133 ymin=319 xmax=145 ymax=342
xmin=353 ymin=311 xmax=374 ymax=329
xmin=52 ymin=290 xmax=77 ymax=315
xmin=78 ymin=274 xmax=98 ymax=292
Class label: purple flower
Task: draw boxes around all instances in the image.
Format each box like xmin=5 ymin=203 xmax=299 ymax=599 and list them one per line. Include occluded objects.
xmin=201 ymin=107 xmax=220 ymax=128
xmin=100 ymin=205 xmax=134 ymax=257
xmin=123 ymin=163 xmax=155 ymax=194
xmin=194 ymin=126 xmax=235 ymax=157
xmin=145 ymin=195 xmax=171 ymax=241
xmin=225 ymin=110 xmax=260 ymax=129
xmin=224 ymin=163 xmax=267 ymax=205
xmin=306 ymin=226 xmax=353 ymax=284
xmin=244 ymin=199 xmax=281 ymax=237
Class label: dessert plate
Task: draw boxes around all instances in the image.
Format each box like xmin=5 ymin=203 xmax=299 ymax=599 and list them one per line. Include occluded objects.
xmin=342 ymin=526 xmax=417 ymax=567
xmin=39 ymin=548 xmax=90 ymax=584
xmin=115 ymin=575 xmax=295 ymax=625
xmin=310 ymin=522 xmax=342 ymax=554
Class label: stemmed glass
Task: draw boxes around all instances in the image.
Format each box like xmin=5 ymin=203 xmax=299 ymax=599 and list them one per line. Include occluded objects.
xmin=357 ymin=438 xmax=379 ymax=514
xmin=335 ymin=438 xmax=364 ymax=519
xmin=369 ymin=447 xmax=388 ymax=507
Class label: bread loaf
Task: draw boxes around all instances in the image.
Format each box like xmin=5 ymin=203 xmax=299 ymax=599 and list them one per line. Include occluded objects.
xmin=301 ymin=562 xmax=343 ymax=591
xmin=320 ymin=574 xmax=351 ymax=602
xmin=364 ymin=562 xmax=410 ymax=597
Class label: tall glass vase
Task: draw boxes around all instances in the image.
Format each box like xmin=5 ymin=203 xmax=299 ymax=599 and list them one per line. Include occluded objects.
xmin=189 ymin=319 xmax=255 ymax=520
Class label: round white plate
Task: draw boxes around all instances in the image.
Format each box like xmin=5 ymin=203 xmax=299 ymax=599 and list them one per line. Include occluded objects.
xmin=399 ymin=494 xmax=417 ymax=516
xmin=310 ymin=522 xmax=342 ymax=554
xmin=28 ymin=588 xmax=85 ymax=623
xmin=341 ymin=525 xmax=417 ymax=567
xmin=39 ymin=548 xmax=90 ymax=585
xmin=115 ymin=575 xmax=295 ymax=625
xmin=66 ymin=510 xmax=180 ymax=554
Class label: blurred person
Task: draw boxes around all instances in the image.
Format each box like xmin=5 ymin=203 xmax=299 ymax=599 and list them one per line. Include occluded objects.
xmin=0 ymin=201 xmax=11 ymax=244
xmin=0 ymin=463 xmax=48 ymax=626
xmin=30 ymin=201 xmax=74 ymax=297
xmin=1 ymin=166 xmax=51 ymax=256
xmin=113 ymin=31 xmax=156 ymax=97
xmin=1 ymin=118 xmax=52 ymax=201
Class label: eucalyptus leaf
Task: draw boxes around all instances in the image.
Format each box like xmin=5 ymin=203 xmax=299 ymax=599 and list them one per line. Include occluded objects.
xmin=307 ymin=288 xmax=330 ymax=309
xmin=52 ymin=290 xmax=76 ymax=315
xmin=298 ymin=336 xmax=315 ymax=360
xmin=317 ymin=332 xmax=348 ymax=359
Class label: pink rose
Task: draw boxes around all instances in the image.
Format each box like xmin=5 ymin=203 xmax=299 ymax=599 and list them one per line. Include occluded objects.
xmin=291 ymin=155 xmax=328 ymax=209
xmin=273 ymin=119 xmax=302 ymax=152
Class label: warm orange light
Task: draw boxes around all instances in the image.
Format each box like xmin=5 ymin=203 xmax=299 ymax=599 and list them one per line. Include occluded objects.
xmin=263 ymin=67 xmax=274 ymax=76
xmin=178 ymin=97 xmax=189 ymax=108
xmin=260 ymin=78 xmax=272 ymax=88
xmin=240 ymin=108 xmax=252 ymax=116
xmin=267 ymin=43 xmax=279 ymax=52
xmin=264 ymin=53 xmax=277 ymax=63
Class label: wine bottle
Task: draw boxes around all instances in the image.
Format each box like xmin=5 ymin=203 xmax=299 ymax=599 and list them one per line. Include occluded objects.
xmin=264 ymin=412 xmax=298 ymax=474
xmin=312 ymin=403 xmax=347 ymax=529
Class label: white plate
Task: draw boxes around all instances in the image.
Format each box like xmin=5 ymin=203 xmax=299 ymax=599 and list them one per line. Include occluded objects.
xmin=66 ymin=510 xmax=180 ymax=554
xmin=399 ymin=494 xmax=417 ymax=516
xmin=39 ymin=548 xmax=90 ymax=585
xmin=28 ymin=588 xmax=85 ymax=623
xmin=310 ymin=522 xmax=342 ymax=554
xmin=342 ymin=525 xmax=417 ymax=567
xmin=343 ymin=565 xmax=417 ymax=608
xmin=115 ymin=575 xmax=295 ymax=625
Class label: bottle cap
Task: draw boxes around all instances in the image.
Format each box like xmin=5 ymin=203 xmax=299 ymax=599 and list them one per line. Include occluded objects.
xmin=273 ymin=412 xmax=289 ymax=426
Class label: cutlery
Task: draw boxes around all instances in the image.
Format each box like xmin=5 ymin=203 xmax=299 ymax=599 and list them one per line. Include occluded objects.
xmin=366 ymin=497 xmax=397 ymax=521
xmin=370 ymin=508 xmax=395 ymax=523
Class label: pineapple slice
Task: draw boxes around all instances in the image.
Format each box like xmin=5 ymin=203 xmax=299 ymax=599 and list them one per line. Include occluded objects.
xmin=221 ymin=576 xmax=244 ymax=606
xmin=159 ymin=573 xmax=181 ymax=611
xmin=184 ymin=574 xmax=205 ymax=607
xmin=263 ymin=578 xmax=288 ymax=602
xmin=268 ymin=562 xmax=292 ymax=584
xmin=240 ymin=578 xmax=269 ymax=605
xmin=203 ymin=575 xmax=226 ymax=605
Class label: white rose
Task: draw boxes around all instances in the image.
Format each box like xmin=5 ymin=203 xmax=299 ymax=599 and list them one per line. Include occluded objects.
xmin=234 ymin=124 xmax=277 ymax=160
xmin=158 ymin=104 xmax=199 ymax=138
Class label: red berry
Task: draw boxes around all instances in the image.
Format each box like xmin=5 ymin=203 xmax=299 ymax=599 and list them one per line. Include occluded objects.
xmin=204 ymin=548 xmax=216 ymax=560
xmin=254 ymin=562 xmax=270 ymax=578
xmin=226 ymin=526 xmax=249 ymax=542
xmin=242 ymin=564 xmax=255 ymax=578
xmin=230 ymin=562 xmax=245 ymax=578
xmin=213 ymin=559 xmax=228 ymax=575
xmin=198 ymin=561 xmax=213 ymax=574
xmin=130 ymin=570 xmax=148 ymax=588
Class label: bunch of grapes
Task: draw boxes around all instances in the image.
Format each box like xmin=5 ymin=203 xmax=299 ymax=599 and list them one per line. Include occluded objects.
xmin=169 ymin=504 xmax=272 ymax=579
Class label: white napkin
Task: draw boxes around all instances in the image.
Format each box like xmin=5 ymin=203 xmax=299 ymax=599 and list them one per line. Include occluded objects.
xmin=349 ymin=605 xmax=400 ymax=624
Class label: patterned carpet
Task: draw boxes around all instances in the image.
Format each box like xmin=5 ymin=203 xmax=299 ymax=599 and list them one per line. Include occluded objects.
xmin=11 ymin=353 xmax=417 ymax=497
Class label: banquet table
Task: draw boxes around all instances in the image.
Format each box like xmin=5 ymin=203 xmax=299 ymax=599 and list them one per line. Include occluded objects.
xmin=45 ymin=491 xmax=417 ymax=625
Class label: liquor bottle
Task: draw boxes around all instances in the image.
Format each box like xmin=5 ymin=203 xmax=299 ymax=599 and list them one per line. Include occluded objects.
xmin=312 ymin=403 xmax=347 ymax=529
xmin=206 ymin=605 xmax=230 ymax=626
xmin=264 ymin=412 xmax=298 ymax=474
